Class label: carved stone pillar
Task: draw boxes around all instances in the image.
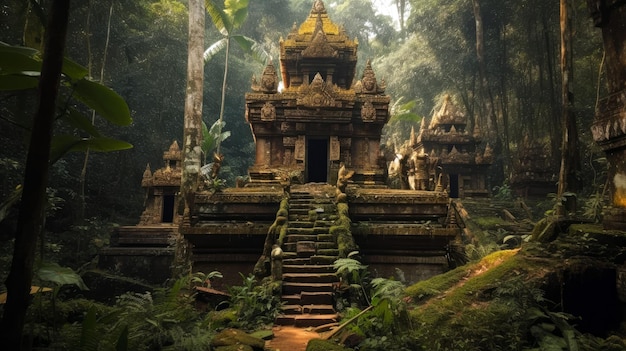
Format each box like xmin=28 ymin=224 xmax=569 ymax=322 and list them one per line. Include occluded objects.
xmin=588 ymin=0 xmax=626 ymax=229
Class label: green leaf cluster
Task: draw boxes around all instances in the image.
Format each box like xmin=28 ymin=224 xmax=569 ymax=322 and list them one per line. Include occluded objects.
xmin=0 ymin=41 xmax=132 ymax=163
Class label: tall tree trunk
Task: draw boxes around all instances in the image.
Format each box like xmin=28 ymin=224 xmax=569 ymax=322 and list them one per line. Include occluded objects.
xmin=176 ymin=0 xmax=205 ymax=276
xmin=543 ymin=12 xmax=561 ymax=168
xmin=0 ymin=0 xmax=70 ymax=348
xmin=394 ymin=0 xmax=407 ymax=40
xmin=557 ymin=0 xmax=581 ymax=216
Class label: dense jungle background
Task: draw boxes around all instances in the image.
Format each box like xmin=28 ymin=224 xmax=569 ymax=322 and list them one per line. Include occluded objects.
xmin=1 ymin=0 xmax=620 ymax=350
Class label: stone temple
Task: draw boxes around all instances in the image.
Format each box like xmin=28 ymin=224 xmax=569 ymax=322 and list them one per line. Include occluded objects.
xmin=101 ymin=0 xmax=463 ymax=327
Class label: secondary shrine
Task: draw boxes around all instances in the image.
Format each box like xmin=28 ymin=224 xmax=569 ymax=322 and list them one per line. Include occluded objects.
xmin=410 ymin=95 xmax=493 ymax=198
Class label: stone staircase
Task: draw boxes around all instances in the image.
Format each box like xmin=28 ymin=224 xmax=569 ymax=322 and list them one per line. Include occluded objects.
xmin=275 ymin=184 xmax=341 ymax=327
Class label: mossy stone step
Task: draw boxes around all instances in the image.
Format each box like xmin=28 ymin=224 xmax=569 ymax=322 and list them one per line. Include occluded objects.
xmin=317 ymin=248 xmax=339 ymax=256
xmin=312 ymin=227 xmax=331 ymax=234
xmin=282 ymin=282 xmax=334 ymax=294
xmin=286 ymin=234 xmax=318 ymax=243
xmin=296 ymin=241 xmax=317 ymax=255
xmin=275 ymin=313 xmax=340 ymax=327
xmin=289 ymin=198 xmax=314 ymax=204
xmin=281 ymin=304 xmax=336 ymax=314
xmin=283 ymin=257 xmax=313 ymax=265
xmin=290 ymin=208 xmax=314 ymax=215
xmin=310 ymin=255 xmax=338 ymax=265
xmin=282 ymin=272 xmax=338 ymax=283
xmin=317 ymin=234 xmax=334 ymax=242
xmin=283 ymin=264 xmax=335 ymax=274
xmin=289 ymin=203 xmax=313 ymax=210
xmin=287 ymin=227 xmax=315 ymax=235
xmin=316 ymin=242 xmax=336 ymax=250
xmin=315 ymin=220 xmax=336 ymax=227
xmin=300 ymin=291 xmax=334 ymax=305
xmin=293 ymin=314 xmax=340 ymax=327
xmin=288 ymin=221 xmax=314 ymax=229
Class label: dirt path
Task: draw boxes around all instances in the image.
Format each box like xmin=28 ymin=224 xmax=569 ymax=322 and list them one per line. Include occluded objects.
xmin=265 ymin=326 xmax=320 ymax=351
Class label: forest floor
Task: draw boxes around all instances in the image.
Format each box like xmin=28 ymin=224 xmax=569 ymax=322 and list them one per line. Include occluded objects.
xmin=265 ymin=326 xmax=320 ymax=351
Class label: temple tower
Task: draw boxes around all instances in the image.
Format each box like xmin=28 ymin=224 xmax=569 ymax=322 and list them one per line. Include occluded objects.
xmin=139 ymin=140 xmax=182 ymax=225
xmin=245 ymin=0 xmax=390 ymax=185
xmin=414 ymin=95 xmax=492 ymax=198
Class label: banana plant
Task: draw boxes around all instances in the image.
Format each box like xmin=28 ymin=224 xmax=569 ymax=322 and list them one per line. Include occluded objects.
xmin=204 ymin=0 xmax=270 ymax=155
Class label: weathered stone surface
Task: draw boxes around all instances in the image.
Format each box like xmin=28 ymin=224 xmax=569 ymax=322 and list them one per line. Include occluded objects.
xmin=211 ymin=329 xmax=265 ymax=350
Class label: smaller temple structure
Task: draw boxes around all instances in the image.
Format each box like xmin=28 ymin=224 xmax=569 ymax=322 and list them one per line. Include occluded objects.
xmin=411 ymin=95 xmax=492 ymax=198
xmin=98 ymin=141 xmax=183 ymax=283
xmin=139 ymin=140 xmax=182 ymax=225
xmin=510 ymin=135 xmax=557 ymax=198
xmin=588 ymin=0 xmax=626 ymax=230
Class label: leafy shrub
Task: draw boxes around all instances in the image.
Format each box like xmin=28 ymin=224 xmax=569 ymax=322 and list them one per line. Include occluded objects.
xmin=228 ymin=274 xmax=283 ymax=330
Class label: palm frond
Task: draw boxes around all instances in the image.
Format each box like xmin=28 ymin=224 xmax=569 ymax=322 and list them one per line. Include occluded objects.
xmin=225 ymin=0 xmax=249 ymax=29
xmin=205 ymin=0 xmax=232 ymax=35
xmin=203 ymin=38 xmax=228 ymax=63
xmin=231 ymin=35 xmax=270 ymax=64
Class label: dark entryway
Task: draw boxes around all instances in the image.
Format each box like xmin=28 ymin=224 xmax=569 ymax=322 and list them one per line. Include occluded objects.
xmin=307 ymin=138 xmax=328 ymax=183
xmin=449 ymin=174 xmax=459 ymax=198
xmin=162 ymin=194 xmax=175 ymax=223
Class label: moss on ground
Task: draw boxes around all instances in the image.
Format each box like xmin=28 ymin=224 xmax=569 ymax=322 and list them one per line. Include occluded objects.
xmin=473 ymin=216 xmax=507 ymax=230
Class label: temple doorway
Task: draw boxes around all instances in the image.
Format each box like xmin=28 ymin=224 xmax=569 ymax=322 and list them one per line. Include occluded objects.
xmin=306 ymin=138 xmax=329 ymax=183
xmin=162 ymin=194 xmax=175 ymax=223
xmin=449 ymin=174 xmax=459 ymax=198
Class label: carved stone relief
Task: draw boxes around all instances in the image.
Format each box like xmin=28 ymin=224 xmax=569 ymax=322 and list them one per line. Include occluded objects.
xmin=261 ymin=102 xmax=276 ymax=121
xmin=330 ymin=136 xmax=340 ymax=161
xmin=295 ymin=136 xmax=305 ymax=161
xmin=361 ymin=101 xmax=376 ymax=122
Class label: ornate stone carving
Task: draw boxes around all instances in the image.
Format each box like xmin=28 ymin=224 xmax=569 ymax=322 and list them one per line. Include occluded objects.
xmin=283 ymin=136 xmax=297 ymax=147
xmin=355 ymin=60 xmax=385 ymax=94
xmin=280 ymin=122 xmax=293 ymax=133
xmin=261 ymin=102 xmax=276 ymax=121
xmin=591 ymin=91 xmax=626 ymax=144
xmin=302 ymin=14 xmax=338 ymax=58
xmin=361 ymin=101 xmax=376 ymax=122
xmin=295 ymin=136 xmax=305 ymax=160
xmin=297 ymin=73 xmax=337 ymax=107
xmin=330 ymin=136 xmax=340 ymax=161
xmin=252 ymin=61 xmax=279 ymax=93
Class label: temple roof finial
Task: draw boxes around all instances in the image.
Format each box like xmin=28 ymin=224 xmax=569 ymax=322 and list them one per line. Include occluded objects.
xmin=312 ymin=0 xmax=326 ymax=14
xmin=169 ymin=140 xmax=179 ymax=152
xmin=143 ymin=163 xmax=152 ymax=178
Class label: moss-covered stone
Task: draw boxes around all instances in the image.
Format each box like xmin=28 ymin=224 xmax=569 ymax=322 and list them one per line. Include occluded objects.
xmin=306 ymin=338 xmax=351 ymax=351
xmin=473 ymin=216 xmax=507 ymax=229
xmin=211 ymin=328 xmax=265 ymax=350
xmin=336 ymin=192 xmax=348 ymax=203
xmin=248 ymin=329 xmax=274 ymax=340
xmin=276 ymin=215 xmax=287 ymax=225
xmin=531 ymin=217 xmax=560 ymax=242
xmin=207 ymin=309 xmax=238 ymax=329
